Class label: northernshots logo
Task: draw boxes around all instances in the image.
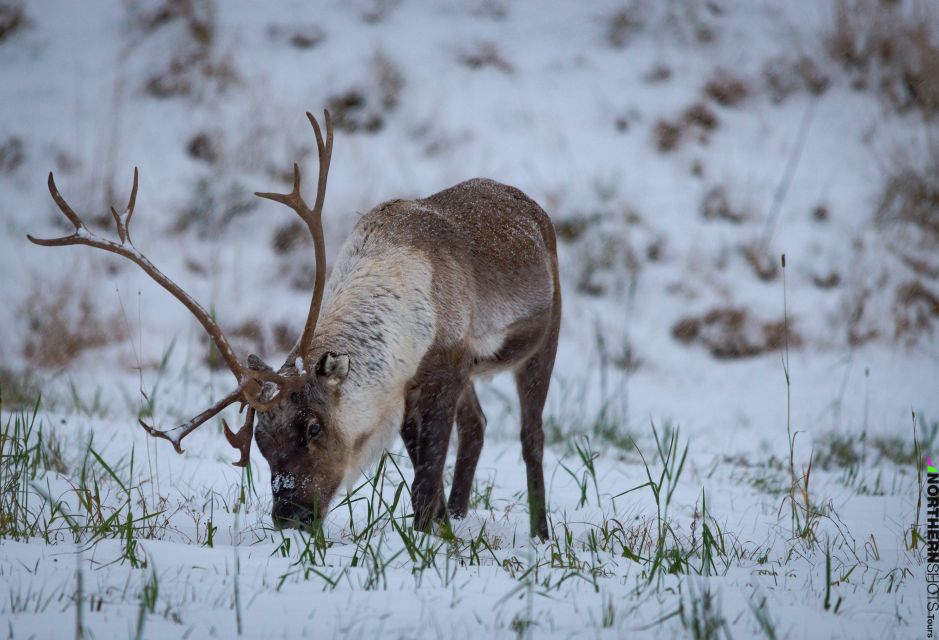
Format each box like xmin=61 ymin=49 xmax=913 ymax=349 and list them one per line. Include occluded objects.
xmin=927 ymin=457 xmax=939 ymax=638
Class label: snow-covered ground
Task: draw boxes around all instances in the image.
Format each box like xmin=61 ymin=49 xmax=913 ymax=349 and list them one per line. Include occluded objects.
xmin=1 ymin=1 xmax=936 ymax=638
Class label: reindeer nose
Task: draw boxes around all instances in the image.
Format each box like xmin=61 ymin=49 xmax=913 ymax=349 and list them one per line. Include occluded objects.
xmin=271 ymin=500 xmax=297 ymax=527
xmin=271 ymin=499 xmax=318 ymax=529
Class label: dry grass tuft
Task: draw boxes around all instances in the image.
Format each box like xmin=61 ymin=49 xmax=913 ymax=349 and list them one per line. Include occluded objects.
xmin=894 ymin=279 xmax=939 ymax=343
xmin=841 ymin=281 xmax=881 ymax=347
xmin=0 ymin=366 xmax=41 ymax=409
xmin=878 ymin=155 xmax=939 ymax=240
xmin=763 ymin=55 xmax=831 ymax=103
xmin=185 ymin=130 xmax=220 ymax=164
xmin=271 ymin=219 xmax=308 ymax=254
xmin=700 ymin=187 xmax=746 ymax=223
xmin=655 ymin=102 xmax=720 ymax=152
xmin=672 ymin=307 xmax=800 ymax=359
xmin=703 ymin=69 xmax=750 ymax=107
xmin=136 ymin=0 xmax=240 ymax=99
xmin=682 ymin=102 xmax=719 ymax=131
xmin=741 ymin=243 xmax=779 ymax=282
xmin=828 ymin=0 xmax=939 ymax=118
xmin=22 ymin=283 xmax=125 ymax=369
xmin=327 ymin=90 xmax=384 ymax=133
xmin=654 ymin=119 xmax=683 ymax=152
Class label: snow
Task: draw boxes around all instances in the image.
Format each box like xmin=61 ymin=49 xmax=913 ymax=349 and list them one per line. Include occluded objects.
xmin=0 ymin=0 xmax=935 ymax=638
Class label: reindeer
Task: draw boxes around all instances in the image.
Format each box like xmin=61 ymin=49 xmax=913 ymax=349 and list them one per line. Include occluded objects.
xmin=28 ymin=111 xmax=561 ymax=539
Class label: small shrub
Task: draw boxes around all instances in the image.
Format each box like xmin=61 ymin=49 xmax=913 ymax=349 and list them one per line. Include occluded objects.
xmin=741 ymin=243 xmax=779 ymax=282
xmin=704 ymin=69 xmax=750 ymax=107
xmin=554 ymin=214 xmax=598 ymax=243
xmin=672 ymin=307 xmax=800 ymax=359
xmin=683 ymin=102 xmax=719 ymax=132
xmin=893 ymin=280 xmax=939 ymax=343
xmin=22 ymin=283 xmax=125 ymax=369
xmin=137 ymin=0 xmax=240 ymax=99
xmin=812 ymin=271 xmax=841 ymax=289
xmin=655 ymin=119 xmax=682 ymax=152
xmin=878 ymin=160 xmax=939 ymax=240
xmin=576 ymin=235 xmax=640 ymax=297
xmin=186 ymin=131 xmax=220 ymax=164
xmin=840 ymin=280 xmax=880 ymax=347
xmin=655 ymin=102 xmax=720 ymax=152
xmin=327 ymin=90 xmax=383 ymax=133
xmin=827 ymin=0 xmax=939 ymax=118
xmin=763 ymin=55 xmax=831 ymax=103
xmin=271 ymin=219 xmax=308 ymax=254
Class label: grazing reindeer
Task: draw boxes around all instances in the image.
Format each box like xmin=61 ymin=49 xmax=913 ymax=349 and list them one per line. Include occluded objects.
xmin=28 ymin=111 xmax=561 ymax=539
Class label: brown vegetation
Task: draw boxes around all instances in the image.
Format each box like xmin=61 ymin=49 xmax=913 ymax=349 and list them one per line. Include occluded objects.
xmin=703 ymin=69 xmax=750 ymax=107
xmin=828 ymin=0 xmax=939 ymax=118
xmin=22 ymin=283 xmax=125 ymax=369
xmin=672 ymin=307 xmax=800 ymax=359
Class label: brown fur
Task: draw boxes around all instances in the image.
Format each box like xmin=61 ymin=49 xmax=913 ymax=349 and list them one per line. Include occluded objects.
xmin=255 ymin=178 xmax=561 ymax=539
xmin=387 ymin=179 xmax=561 ymax=538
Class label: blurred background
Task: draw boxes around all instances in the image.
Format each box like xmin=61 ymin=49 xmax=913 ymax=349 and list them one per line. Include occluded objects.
xmin=1 ymin=0 xmax=937 ymax=462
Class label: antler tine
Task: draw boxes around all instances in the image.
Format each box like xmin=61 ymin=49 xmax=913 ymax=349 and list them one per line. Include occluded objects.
xmin=28 ymin=169 xmax=245 ymax=381
xmin=222 ymin=406 xmax=256 ymax=467
xmin=138 ymin=385 xmax=245 ymax=454
xmin=307 ymin=109 xmax=333 ymax=221
xmin=46 ymin=172 xmax=83 ymax=229
xmin=254 ymin=110 xmax=332 ymax=363
xmin=109 ymin=167 xmax=138 ymax=244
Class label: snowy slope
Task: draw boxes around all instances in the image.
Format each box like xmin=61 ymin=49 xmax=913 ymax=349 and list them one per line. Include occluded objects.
xmin=0 ymin=1 xmax=936 ymax=638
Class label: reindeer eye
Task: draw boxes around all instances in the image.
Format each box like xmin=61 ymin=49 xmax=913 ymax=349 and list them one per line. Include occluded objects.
xmin=308 ymin=420 xmax=322 ymax=438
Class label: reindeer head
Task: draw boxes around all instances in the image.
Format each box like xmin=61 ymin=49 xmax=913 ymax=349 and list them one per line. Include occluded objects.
xmin=28 ymin=112 xmax=345 ymax=530
xmin=250 ymin=352 xmax=350 ymax=527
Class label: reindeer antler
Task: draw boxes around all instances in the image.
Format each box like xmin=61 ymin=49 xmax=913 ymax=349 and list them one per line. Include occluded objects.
xmin=255 ymin=110 xmax=333 ymax=366
xmin=30 ymin=169 xmax=246 ymax=378
xmin=28 ymin=113 xmax=335 ymax=467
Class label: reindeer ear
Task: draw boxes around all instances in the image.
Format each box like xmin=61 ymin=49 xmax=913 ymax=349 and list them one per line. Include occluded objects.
xmin=316 ymin=352 xmax=349 ymax=388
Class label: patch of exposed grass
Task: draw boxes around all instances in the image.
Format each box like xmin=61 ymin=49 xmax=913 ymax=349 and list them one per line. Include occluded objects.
xmin=814 ymin=431 xmax=864 ymax=470
xmin=871 ymin=417 xmax=937 ymax=466
xmin=0 ymin=366 xmax=42 ymax=410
